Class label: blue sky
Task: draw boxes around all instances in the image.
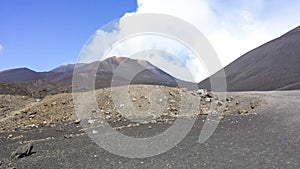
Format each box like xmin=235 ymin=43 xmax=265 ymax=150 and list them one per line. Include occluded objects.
xmin=0 ymin=0 xmax=299 ymax=79
xmin=0 ymin=0 xmax=137 ymax=71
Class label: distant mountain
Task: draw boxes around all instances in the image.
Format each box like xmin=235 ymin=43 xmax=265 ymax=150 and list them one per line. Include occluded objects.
xmin=0 ymin=68 xmax=44 ymax=83
xmin=199 ymin=26 xmax=300 ymax=91
xmin=0 ymin=57 xmax=196 ymax=98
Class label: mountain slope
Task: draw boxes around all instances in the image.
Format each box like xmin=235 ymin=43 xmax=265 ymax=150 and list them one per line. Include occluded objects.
xmin=0 ymin=68 xmax=44 ymax=83
xmin=0 ymin=57 xmax=196 ymax=98
xmin=199 ymin=26 xmax=300 ymax=91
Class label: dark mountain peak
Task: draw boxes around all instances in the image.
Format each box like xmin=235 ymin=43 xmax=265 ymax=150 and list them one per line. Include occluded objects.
xmin=0 ymin=67 xmax=43 ymax=83
xmin=0 ymin=67 xmax=36 ymax=74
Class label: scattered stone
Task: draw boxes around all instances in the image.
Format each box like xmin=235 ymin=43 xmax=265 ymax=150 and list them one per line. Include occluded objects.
xmin=216 ymin=101 xmax=223 ymax=106
xmin=196 ymin=89 xmax=207 ymax=96
xmin=63 ymin=115 xmax=70 ymax=120
xmin=21 ymin=109 xmax=28 ymax=114
xmin=28 ymin=111 xmax=37 ymax=115
xmin=7 ymin=134 xmax=13 ymax=139
xmin=205 ymin=98 xmax=211 ymax=102
xmin=169 ymin=99 xmax=176 ymax=103
xmin=11 ymin=143 xmax=33 ymax=159
xmin=29 ymin=114 xmax=36 ymax=118
xmin=140 ymin=95 xmax=147 ymax=99
xmin=206 ymin=92 xmax=214 ymax=98
xmin=65 ymin=134 xmax=74 ymax=138
xmin=11 ymin=135 xmax=24 ymax=140
xmin=148 ymin=126 xmax=152 ymax=129
xmin=132 ymin=97 xmax=137 ymax=102
xmin=170 ymin=107 xmax=177 ymax=111
xmin=105 ymin=115 xmax=112 ymax=120
xmin=226 ymin=97 xmax=234 ymax=102
xmin=36 ymin=99 xmax=41 ymax=102
xmin=21 ymin=96 xmax=28 ymax=100
xmin=236 ymin=101 xmax=240 ymax=105
xmin=92 ymin=130 xmax=98 ymax=134
xmin=88 ymin=119 xmax=96 ymax=124
xmin=28 ymin=124 xmax=38 ymax=128
xmin=238 ymin=109 xmax=248 ymax=115
xmin=169 ymin=91 xmax=175 ymax=96
xmin=74 ymin=119 xmax=81 ymax=124
xmin=250 ymin=102 xmax=257 ymax=109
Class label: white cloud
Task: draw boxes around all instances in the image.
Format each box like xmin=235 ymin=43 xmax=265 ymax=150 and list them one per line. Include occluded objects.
xmin=80 ymin=0 xmax=300 ymax=82
xmin=0 ymin=44 xmax=3 ymax=54
xmin=105 ymin=35 xmax=209 ymax=82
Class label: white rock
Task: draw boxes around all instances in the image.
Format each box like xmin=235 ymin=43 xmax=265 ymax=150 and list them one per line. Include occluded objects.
xmin=92 ymin=130 xmax=98 ymax=134
xmin=205 ymin=98 xmax=211 ymax=102
xmin=88 ymin=119 xmax=96 ymax=124
xmin=196 ymin=89 xmax=207 ymax=96
xmin=119 ymin=104 xmax=125 ymax=108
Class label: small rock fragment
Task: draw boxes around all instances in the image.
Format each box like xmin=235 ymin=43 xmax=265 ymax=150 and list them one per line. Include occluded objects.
xmin=74 ymin=119 xmax=81 ymax=124
xmin=11 ymin=143 xmax=33 ymax=159
xmin=88 ymin=119 xmax=97 ymax=124
xmin=238 ymin=109 xmax=248 ymax=115
xmin=7 ymin=134 xmax=13 ymax=139
xmin=196 ymin=89 xmax=207 ymax=96
xmin=92 ymin=130 xmax=98 ymax=134
xmin=119 ymin=104 xmax=125 ymax=108
xmin=205 ymin=98 xmax=211 ymax=102
xmin=226 ymin=97 xmax=234 ymax=102
xmin=169 ymin=91 xmax=175 ymax=96
xmin=206 ymin=92 xmax=214 ymax=98
xmin=28 ymin=111 xmax=37 ymax=115
xmin=216 ymin=101 xmax=223 ymax=106
xmin=169 ymin=99 xmax=176 ymax=103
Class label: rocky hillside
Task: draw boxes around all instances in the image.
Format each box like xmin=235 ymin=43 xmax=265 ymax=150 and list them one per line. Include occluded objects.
xmin=0 ymin=85 xmax=263 ymax=133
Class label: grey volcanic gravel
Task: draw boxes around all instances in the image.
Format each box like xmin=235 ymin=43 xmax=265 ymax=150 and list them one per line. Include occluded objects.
xmin=0 ymin=91 xmax=300 ymax=168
